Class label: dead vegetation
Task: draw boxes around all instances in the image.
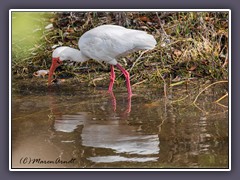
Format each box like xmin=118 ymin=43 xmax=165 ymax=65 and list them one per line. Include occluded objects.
xmin=12 ymin=11 xmax=229 ymax=91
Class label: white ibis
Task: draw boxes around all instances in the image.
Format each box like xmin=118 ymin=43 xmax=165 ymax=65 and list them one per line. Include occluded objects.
xmin=48 ymin=25 xmax=157 ymax=97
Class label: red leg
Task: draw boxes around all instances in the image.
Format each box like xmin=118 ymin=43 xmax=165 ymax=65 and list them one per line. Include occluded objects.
xmin=116 ymin=63 xmax=132 ymax=97
xmin=109 ymin=91 xmax=117 ymax=112
xmin=108 ymin=65 xmax=115 ymax=92
xmin=125 ymin=95 xmax=132 ymax=114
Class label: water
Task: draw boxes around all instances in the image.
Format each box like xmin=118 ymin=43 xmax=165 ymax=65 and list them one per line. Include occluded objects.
xmin=11 ymin=82 xmax=229 ymax=169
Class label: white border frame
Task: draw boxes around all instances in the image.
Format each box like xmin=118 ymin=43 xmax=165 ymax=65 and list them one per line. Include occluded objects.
xmin=9 ymin=9 xmax=231 ymax=171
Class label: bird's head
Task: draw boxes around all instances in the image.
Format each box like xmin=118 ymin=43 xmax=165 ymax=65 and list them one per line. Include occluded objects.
xmin=48 ymin=46 xmax=88 ymax=86
xmin=48 ymin=46 xmax=69 ymax=86
xmin=48 ymin=57 xmax=63 ymax=85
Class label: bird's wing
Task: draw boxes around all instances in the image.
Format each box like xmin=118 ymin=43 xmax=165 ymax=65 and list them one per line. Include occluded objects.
xmin=79 ymin=36 xmax=117 ymax=64
xmin=79 ymin=25 xmax=156 ymax=64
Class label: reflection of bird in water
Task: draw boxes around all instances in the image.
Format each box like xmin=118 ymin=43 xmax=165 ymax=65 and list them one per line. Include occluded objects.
xmin=53 ymin=112 xmax=159 ymax=162
xmin=48 ymin=25 xmax=157 ymax=97
xmin=108 ymin=91 xmax=131 ymax=114
xmin=48 ymin=92 xmax=159 ymax=163
xmin=54 ymin=112 xmax=88 ymax=133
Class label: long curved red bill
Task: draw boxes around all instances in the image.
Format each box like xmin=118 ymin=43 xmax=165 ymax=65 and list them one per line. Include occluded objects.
xmin=48 ymin=57 xmax=61 ymax=86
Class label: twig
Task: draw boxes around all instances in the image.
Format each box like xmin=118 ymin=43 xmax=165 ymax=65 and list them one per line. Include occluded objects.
xmin=159 ymin=12 xmax=173 ymax=19
xmin=155 ymin=12 xmax=168 ymax=37
xmin=171 ymin=95 xmax=189 ymax=103
xmin=132 ymin=79 xmax=147 ymax=87
xmin=92 ymin=77 xmax=106 ymax=87
xmin=215 ymin=102 xmax=228 ymax=108
xmin=222 ymin=50 xmax=228 ymax=68
xmin=193 ymin=103 xmax=208 ymax=114
xmin=170 ymin=80 xmax=187 ymax=87
xmin=129 ymin=50 xmax=149 ymax=72
xmin=155 ymin=65 xmax=168 ymax=98
xmin=214 ymin=92 xmax=228 ymax=108
xmin=215 ymin=92 xmax=228 ymax=103
xmin=193 ymin=80 xmax=228 ymax=105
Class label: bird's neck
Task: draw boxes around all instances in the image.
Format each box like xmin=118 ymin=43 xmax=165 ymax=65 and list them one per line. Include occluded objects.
xmin=70 ymin=48 xmax=89 ymax=63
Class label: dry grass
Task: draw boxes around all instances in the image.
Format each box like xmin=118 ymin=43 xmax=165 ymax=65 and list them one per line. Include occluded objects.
xmin=12 ymin=11 xmax=229 ymax=88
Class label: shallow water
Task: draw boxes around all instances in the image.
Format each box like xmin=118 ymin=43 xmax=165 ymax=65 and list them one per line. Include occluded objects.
xmin=11 ymin=83 xmax=229 ymax=169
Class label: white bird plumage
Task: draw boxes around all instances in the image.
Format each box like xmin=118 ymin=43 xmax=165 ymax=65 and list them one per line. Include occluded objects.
xmin=48 ymin=25 xmax=157 ymax=96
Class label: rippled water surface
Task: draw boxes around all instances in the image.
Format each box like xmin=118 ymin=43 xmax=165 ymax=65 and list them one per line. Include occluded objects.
xmin=11 ymin=83 xmax=229 ymax=169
